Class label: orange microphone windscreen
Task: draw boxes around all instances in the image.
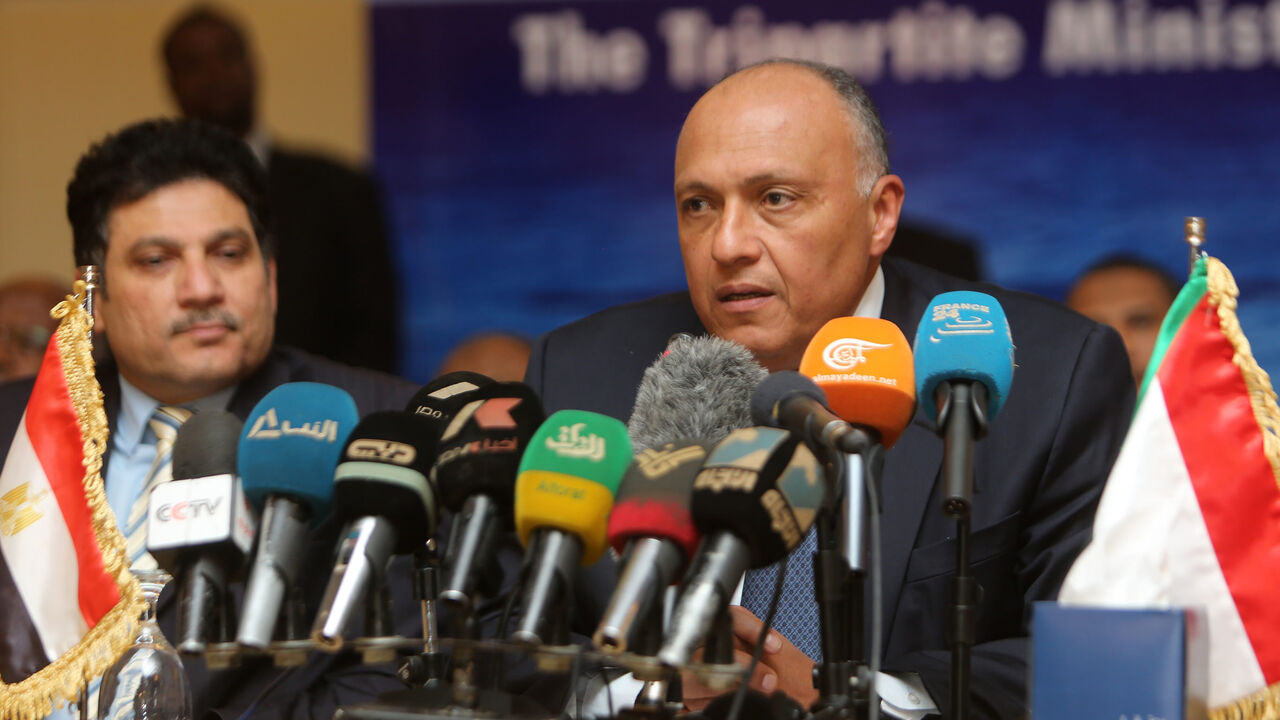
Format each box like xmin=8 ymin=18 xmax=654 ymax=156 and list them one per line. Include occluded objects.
xmin=799 ymin=317 xmax=916 ymax=448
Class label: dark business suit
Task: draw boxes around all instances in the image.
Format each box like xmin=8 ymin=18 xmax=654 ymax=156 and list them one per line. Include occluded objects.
xmin=523 ymin=256 xmax=1134 ymax=719
xmin=0 ymin=345 xmax=418 ymax=719
xmin=267 ymin=147 xmax=400 ymax=374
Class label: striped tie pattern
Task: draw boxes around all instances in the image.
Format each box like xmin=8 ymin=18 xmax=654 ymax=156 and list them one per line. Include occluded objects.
xmin=125 ymin=405 xmax=192 ymax=569
xmin=740 ymin=525 xmax=822 ymax=662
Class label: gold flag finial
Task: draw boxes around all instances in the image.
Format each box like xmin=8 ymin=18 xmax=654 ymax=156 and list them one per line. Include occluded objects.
xmin=1185 ymin=217 xmax=1206 ymax=275
xmin=76 ymin=266 xmax=99 ymax=344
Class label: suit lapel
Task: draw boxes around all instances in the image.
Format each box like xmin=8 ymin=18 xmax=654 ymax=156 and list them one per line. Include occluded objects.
xmin=228 ymin=350 xmax=290 ymax=420
xmin=873 ymin=259 xmax=944 ymax=651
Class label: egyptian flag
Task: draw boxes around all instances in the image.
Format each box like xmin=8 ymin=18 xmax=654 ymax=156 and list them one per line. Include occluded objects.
xmin=1060 ymin=256 xmax=1280 ymax=719
xmin=0 ymin=287 xmax=141 ymax=720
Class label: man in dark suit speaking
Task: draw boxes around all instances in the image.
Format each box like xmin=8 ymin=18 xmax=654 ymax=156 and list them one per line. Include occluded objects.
xmin=0 ymin=118 xmax=414 ymax=719
xmin=524 ymin=60 xmax=1135 ymax=718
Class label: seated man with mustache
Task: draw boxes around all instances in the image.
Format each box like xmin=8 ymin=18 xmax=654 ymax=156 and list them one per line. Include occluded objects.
xmin=0 ymin=118 xmax=416 ymax=719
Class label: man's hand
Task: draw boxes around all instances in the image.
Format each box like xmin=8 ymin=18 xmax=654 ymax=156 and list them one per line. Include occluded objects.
xmin=680 ymin=606 xmax=818 ymax=712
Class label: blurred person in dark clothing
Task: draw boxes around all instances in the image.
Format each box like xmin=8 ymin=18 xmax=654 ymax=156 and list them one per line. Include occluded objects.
xmin=161 ymin=3 xmax=400 ymax=373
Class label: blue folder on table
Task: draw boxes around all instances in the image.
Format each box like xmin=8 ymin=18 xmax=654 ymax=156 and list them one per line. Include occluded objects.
xmin=1032 ymin=603 xmax=1207 ymax=720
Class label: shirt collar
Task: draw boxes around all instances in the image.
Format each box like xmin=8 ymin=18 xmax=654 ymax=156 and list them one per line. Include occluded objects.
xmin=114 ymin=375 xmax=238 ymax=450
xmin=245 ymin=126 xmax=272 ymax=168
xmin=853 ymin=264 xmax=886 ymax=319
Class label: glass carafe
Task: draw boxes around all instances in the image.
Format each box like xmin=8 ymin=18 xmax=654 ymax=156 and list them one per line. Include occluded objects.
xmin=96 ymin=568 xmax=192 ymax=720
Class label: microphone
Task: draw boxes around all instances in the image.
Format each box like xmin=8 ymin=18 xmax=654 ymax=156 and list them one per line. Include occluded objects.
xmin=433 ymin=382 xmax=546 ymax=612
xmin=147 ymin=410 xmax=255 ymax=654
xmin=235 ymin=382 xmax=358 ymax=649
xmin=310 ymin=411 xmax=440 ymax=649
xmin=657 ymin=426 xmax=825 ymax=668
xmin=405 ymin=371 xmax=495 ymax=423
xmin=626 ymin=334 xmax=767 ymax=452
xmin=913 ymin=291 xmax=1013 ymax=517
xmin=913 ymin=293 xmax=1013 ymax=720
xmin=751 ymin=371 xmax=872 ymax=455
xmin=594 ymin=441 xmax=708 ymax=653
xmin=510 ymin=410 xmax=632 ymax=646
xmin=799 ymin=317 xmax=916 ymax=448
xmin=596 ymin=334 xmax=765 ymax=653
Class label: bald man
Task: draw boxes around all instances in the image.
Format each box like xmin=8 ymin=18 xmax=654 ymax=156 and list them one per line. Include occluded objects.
xmin=525 ymin=60 xmax=1133 ymax=718
xmin=437 ymin=332 xmax=532 ymax=383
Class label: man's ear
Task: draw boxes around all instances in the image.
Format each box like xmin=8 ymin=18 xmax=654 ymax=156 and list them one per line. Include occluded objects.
xmin=867 ymin=174 xmax=905 ymax=259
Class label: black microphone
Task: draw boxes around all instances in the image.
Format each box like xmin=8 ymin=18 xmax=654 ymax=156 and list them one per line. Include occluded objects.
xmin=405 ymin=371 xmax=495 ymax=423
xmin=311 ymin=411 xmax=440 ymax=649
xmin=658 ymin=426 xmax=825 ymax=668
xmin=147 ymin=410 xmax=254 ymax=654
xmin=433 ymin=382 xmax=545 ymax=612
xmin=751 ymin=371 xmax=872 ymax=455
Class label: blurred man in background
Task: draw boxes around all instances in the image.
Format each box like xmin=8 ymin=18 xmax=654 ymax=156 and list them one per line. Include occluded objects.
xmin=1068 ymin=254 xmax=1179 ymax=386
xmin=161 ymin=3 xmax=400 ymax=373
xmin=437 ymin=331 xmax=532 ymax=382
xmin=0 ymin=277 xmax=66 ymax=381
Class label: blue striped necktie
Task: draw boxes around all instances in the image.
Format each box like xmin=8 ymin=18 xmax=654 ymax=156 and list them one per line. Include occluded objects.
xmin=125 ymin=405 xmax=191 ymax=569
xmin=740 ymin=525 xmax=823 ymax=662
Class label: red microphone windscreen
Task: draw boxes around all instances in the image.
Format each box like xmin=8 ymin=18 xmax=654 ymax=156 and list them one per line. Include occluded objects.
xmin=607 ymin=441 xmax=706 ymax=559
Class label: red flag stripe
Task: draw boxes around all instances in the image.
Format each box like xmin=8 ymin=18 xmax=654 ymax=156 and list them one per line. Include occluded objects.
xmin=24 ymin=337 xmax=119 ymax=625
xmin=1159 ymin=295 xmax=1280 ymax=684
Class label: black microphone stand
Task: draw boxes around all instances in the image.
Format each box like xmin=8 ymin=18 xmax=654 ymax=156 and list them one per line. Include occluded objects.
xmin=335 ymin=541 xmax=546 ymax=719
xmin=935 ymin=381 xmax=989 ymax=720
xmin=810 ymin=437 xmax=884 ymax=720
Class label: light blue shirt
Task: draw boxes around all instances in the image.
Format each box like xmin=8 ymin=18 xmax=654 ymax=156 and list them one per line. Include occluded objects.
xmin=103 ymin=377 xmax=235 ymax=523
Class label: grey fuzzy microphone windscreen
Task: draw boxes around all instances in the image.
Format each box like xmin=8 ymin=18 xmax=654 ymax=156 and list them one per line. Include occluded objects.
xmin=626 ymin=334 xmax=768 ymax=453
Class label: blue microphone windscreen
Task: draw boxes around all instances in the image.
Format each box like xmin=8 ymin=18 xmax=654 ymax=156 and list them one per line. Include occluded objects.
xmin=913 ymin=291 xmax=1014 ymax=422
xmin=237 ymin=382 xmax=358 ymax=520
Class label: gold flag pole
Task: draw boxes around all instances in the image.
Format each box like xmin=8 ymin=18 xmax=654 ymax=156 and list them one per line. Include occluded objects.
xmin=1185 ymin=217 xmax=1207 ymax=276
xmin=75 ymin=266 xmax=99 ymax=344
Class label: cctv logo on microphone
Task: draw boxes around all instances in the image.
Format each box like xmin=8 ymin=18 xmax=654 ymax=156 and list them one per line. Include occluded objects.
xmin=155 ymin=498 xmax=223 ymax=521
xmin=147 ymin=475 xmax=257 ymax=553
xmin=822 ymin=337 xmax=892 ymax=370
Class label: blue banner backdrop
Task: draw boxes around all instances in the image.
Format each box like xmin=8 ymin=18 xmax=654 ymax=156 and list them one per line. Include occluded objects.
xmin=372 ymin=0 xmax=1280 ymax=382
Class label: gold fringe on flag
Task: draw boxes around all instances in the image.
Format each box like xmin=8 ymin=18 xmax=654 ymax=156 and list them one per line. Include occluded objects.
xmin=1205 ymin=257 xmax=1280 ymax=493
xmin=1203 ymin=257 xmax=1280 ymax=720
xmin=0 ymin=281 xmax=146 ymax=720
xmin=1211 ymin=682 xmax=1280 ymax=720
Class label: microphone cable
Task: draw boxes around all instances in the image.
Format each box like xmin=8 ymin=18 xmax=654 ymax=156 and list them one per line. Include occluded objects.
xmin=725 ymin=553 xmax=789 ymax=720
xmin=866 ymin=455 xmax=883 ymax=720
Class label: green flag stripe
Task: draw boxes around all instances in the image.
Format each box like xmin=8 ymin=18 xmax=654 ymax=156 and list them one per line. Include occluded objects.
xmin=1138 ymin=255 xmax=1209 ymax=406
